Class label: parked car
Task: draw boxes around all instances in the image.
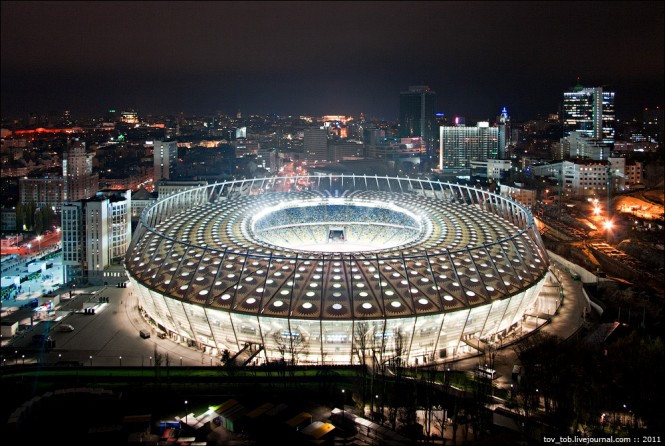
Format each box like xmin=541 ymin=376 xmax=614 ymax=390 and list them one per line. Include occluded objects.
xmin=58 ymin=324 xmax=75 ymax=332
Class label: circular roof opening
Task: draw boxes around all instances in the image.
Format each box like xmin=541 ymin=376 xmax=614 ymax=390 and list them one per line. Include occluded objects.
xmin=248 ymin=198 xmax=426 ymax=253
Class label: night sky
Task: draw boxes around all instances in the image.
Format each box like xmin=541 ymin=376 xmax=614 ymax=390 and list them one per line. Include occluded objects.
xmin=1 ymin=1 xmax=663 ymax=121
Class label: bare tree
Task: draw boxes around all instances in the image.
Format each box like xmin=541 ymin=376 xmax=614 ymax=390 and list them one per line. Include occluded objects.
xmin=432 ymin=404 xmax=447 ymax=445
xmin=354 ymin=321 xmax=370 ymax=412
xmin=388 ymin=328 xmax=409 ymax=430
xmin=288 ymin=327 xmax=309 ymax=367
xmin=272 ymin=331 xmax=287 ymax=363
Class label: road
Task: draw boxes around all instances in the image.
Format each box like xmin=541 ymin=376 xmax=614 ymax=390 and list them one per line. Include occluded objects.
xmin=444 ymin=259 xmax=589 ymax=391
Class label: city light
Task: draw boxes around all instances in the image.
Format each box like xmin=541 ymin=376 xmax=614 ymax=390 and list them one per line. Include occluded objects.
xmin=593 ymin=207 xmax=601 ymax=215
xmin=604 ymin=220 xmax=613 ymax=231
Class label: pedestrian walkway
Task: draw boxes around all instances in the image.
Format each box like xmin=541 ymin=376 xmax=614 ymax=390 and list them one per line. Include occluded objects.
xmin=450 ymin=260 xmax=589 ymax=390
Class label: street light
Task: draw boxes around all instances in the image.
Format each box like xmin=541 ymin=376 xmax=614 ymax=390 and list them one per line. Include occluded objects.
xmin=36 ymin=235 xmax=42 ymax=253
xmin=180 ymin=356 xmax=183 ymax=366
xmin=185 ymin=400 xmax=188 ymax=426
xmin=604 ymin=219 xmax=613 ymax=231
xmin=341 ymin=389 xmax=346 ymax=427
xmin=22 ymin=355 xmax=25 ymax=364
xmin=89 ymin=355 xmax=93 ymax=366
xmin=149 ymin=356 xmax=152 ymax=366
xmin=119 ymin=356 xmax=122 ymax=366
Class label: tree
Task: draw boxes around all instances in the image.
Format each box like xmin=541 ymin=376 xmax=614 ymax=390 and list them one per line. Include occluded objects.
xmin=388 ymin=328 xmax=408 ymax=430
xmin=35 ymin=207 xmax=44 ymax=235
xmin=353 ymin=321 xmax=370 ymax=412
xmin=153 ymin=345 xmax=163 ymax=379
xmin=220 ymin=349 xmax=237 ymax=376
xmin=15 ymin=203 xmax=24 ymax=231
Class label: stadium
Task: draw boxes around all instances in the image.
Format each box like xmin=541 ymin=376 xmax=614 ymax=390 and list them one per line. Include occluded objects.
xmin=125 ymin=175 xmax=550 ymax=366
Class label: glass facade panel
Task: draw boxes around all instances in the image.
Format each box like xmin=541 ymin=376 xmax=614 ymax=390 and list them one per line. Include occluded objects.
xmin=480 ymin=298 xmax=509 ymax=339
xmin=438 ymin=309 xmax=469 ymax=359
xmin=205 ymin=307 xmax=238 ymax=352
xmin=259 ymin=316 xmax=290 ymax=362
xmin=289 ymin=318 xmax=322 ymax=365
xmin=183 ymin=301 xmax=214 ymax=346
xmin=149 ymin=289 xmax=178 ymax=333
xmin=163 ymin=295 xmax=194 ymax=339
xmin=321 ymin=320 xmax=353 ymax=364
xmin=230 ymin=312 xmax=262 ymax=345
xmin=411 ymin=314 xmax=443 ymax=364
xmin=384 ymin=317 xmax=416 ymax=364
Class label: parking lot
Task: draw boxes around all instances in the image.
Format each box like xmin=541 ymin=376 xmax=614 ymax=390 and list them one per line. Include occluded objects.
xmin=6 ymin=282 xmax=222 ymax=367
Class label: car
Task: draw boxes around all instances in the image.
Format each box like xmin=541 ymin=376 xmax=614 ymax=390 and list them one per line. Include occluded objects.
xmin=58 ymin=324 xmax=75 ymax=332
xmin=139 ymin=330 xmax=151 ymax=339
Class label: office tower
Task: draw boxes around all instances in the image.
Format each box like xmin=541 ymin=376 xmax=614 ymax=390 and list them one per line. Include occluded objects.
xmin=439 ymin=122 xmax=499 ymax=169
xmin=497 ymin=107 xmax=511 ymax=159
xmin=153 ymin=140 xmax=178 ymax=181
xmin=61 ymin=190 xmax=131 ymax=284
xmin=399 ymin=85 xmax=437 ymax=157
xmin=63 ymin=140 xmax=99 ymax=201
xmin=563 ymin=84 xmax=615 ymax=145
xmin=304 ymin=127 xmax=329 ymax=163
xmin=642 ymin=107 xmax=664 ymax=146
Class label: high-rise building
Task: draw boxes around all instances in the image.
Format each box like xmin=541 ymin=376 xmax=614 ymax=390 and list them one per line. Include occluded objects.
xmin=153 ymin=140 xmax=178 ymax=181
xmin=399 ymin=85 xmax=437 ymax=157
xmin=439 ymin=122 xmax=499 ymax=169
xmin=563 ymin=84 xmax=615 ymax=145
xmin=497 ymin=107 xmax=511 ymax=159
xmin=642 ymin=107 xmax=664 ymax=147
xmin=61 ymin=190 xmax=131 ymax=284
xmin=304 ymin=127 xmax=329 ymax=163
xmin=62 ymin=140 xmax=98 ymax=202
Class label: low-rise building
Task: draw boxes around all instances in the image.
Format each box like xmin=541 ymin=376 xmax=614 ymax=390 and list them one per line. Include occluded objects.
xmin=530 ymin=158 xmax=625 ymax=197
xmin=156 ymin=180 xmax=208 ymax=198
xmin=131 ymin=187 xmax=158 ymax=221
xmin=500 ymin=183 xmax=537 ymax=208
xmin=19 ymin=177 xmax=65 ymax=210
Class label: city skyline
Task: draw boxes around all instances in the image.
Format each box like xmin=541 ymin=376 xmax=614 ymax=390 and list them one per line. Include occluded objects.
xmin=1 ymin=1 xmax=663 ymax=120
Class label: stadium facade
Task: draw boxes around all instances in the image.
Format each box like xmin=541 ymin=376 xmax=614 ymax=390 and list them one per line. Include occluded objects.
xmin=126 ymin=175 xmax=549 ymax=365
